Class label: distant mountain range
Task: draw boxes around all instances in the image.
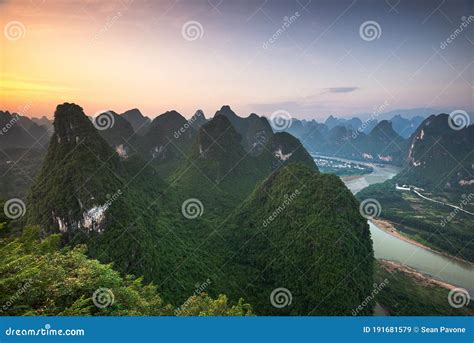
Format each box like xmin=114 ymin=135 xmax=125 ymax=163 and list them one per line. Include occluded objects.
xmin=285 ymin=118 xmax=410 ymax=165
xmin=2 ymin=105 xmax=468 ymax=172
xmin=3 ymin=108 xmax=431 ymax=151
xmin=0 ymin=111 xmax=50 ymax=149
xmin=1 ymin=105 xmax=468 ymax=201
xmin=291 ymin=112 xmax=426 ymax=138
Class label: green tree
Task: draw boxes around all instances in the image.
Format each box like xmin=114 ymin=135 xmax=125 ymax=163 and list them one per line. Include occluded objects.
xmin=0 ymin=226 xmax=252 ymax=316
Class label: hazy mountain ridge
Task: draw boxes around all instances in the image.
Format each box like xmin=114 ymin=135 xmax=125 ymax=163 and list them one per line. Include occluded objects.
xmin=0 ymin=110 xmax=50 ymax=149
xmin=283 ymin=118 xmax=409 ymax=165
xmin=121 ymin=108 xmax=151 ymax=135
xmin=96 ymin=110 xmax=136 ymax=158
xmin=399 ymin=113 xmax=473 ymax=191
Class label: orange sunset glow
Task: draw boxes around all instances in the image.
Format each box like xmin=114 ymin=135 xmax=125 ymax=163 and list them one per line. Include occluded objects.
xmin=1 ymin=0 xmax=472 ymax=119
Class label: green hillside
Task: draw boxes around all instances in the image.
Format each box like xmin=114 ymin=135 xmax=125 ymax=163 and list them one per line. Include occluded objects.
xmin=19 ymin=103 xmax=374 ymax=315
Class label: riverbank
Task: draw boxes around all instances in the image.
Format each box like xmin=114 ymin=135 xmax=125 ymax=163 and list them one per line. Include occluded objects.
xmin=341 ymin=175 xmax=365 ymax=182
xmin=375 ymin=260 xmax=474 ymax=316
xmin=371 ymin=218 xmax=473 ymax=266
xmin=336 ymin=154 xmax=473 ymax=298
xmin=380 ymin=259 xmax=460 ymax=291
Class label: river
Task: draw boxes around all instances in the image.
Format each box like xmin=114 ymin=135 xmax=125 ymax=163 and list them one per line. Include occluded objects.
xmin=314 ymin=155 xmax=474 ymax=296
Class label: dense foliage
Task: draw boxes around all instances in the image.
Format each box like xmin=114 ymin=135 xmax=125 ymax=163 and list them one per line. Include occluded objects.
xmin=0 ymin=226 xmax=252 ymax=316
xmin=225 ymin=165 xmax=374 ymax=315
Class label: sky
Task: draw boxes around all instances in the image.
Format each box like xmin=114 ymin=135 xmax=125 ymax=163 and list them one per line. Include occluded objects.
xmin=0 ymin=0 xmax=473 ymax=120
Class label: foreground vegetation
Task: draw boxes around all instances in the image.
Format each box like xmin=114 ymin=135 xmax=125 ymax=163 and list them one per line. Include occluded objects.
xmin=0 ymin=226 xmax=252 ymax=316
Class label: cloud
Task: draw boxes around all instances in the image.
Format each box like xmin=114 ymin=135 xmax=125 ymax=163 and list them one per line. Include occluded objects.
xmin=323 ymin=87 xmax=359 ymax=93
xmin=0 ymin=75 xmax=78 ymax=94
